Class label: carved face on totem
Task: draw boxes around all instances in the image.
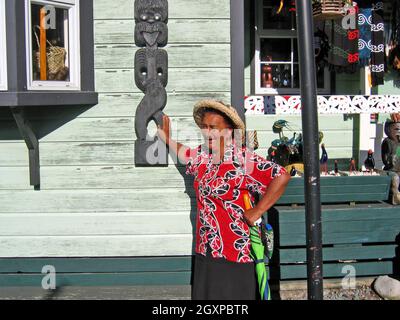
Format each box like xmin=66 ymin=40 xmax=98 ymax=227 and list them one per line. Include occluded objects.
xmin=134 ymin=0 xmax=168 ymax=47
xmin=134 ymin=48 xmax=168 ymax=92
xmin=385 ymin=121 xmax=400 ymax=143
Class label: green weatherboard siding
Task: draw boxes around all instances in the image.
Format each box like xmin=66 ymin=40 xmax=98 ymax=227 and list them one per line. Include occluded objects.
xmin=0 ymin=0 xmax=231 ymax=258
xmin=0 ymin=0 xmax=398 ymax=287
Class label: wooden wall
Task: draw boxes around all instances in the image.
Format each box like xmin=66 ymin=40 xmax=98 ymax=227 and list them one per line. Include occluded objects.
xmin=0 ymin=0 xmax=231 ymax=258
xmin=0 ymin=0 xmax=396 ymax=259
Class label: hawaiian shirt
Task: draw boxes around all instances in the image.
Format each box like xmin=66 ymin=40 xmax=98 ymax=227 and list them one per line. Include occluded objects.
xmin=185 ymin=143 xmax=287 ymax=263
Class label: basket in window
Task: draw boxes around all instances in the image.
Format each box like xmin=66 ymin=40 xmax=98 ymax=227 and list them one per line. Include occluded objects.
xmin=312 ymin=0 xmax=346 ymax=20
xmin=33 ymin=27 xmax=69 ymax=81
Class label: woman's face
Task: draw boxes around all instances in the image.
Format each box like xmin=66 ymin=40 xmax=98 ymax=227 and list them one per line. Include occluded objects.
xmin=199 ymin=112 xmax=233 ymax=153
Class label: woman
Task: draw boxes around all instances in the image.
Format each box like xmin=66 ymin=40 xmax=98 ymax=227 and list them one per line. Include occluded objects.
xmin=157 ymin=100 xmax=291 ymax=300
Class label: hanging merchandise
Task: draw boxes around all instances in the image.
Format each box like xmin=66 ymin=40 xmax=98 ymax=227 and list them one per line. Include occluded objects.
xmin=325 ymin=2 xmax=359 ymax=73
xmin=313 ymin=0 xmax=346 ymax=21
xmin=358 ymin=7 xmax=373 ymax=67
xmin=370 ymin=1 xmax=385 ymax=86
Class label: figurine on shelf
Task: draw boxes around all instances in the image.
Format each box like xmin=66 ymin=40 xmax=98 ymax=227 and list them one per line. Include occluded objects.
xmin=281 ymin=65 xmax=291 ymax=87
xmin=349 ymin=158 xmax=357 ymax=175
xmin=261 ymin=56 xmax=274 ymax=88
xmin=334 ymin=160 xmax=339 ymax=176
xmin=290 ymin=166 xmax=297 ymax=177
xmin=381 ymin=116 xmax=400 ymax=204
xmin=320 ymin=143 xmax=328 ymax=175
xmin=364 ymin=149 xmax=375 ymax=173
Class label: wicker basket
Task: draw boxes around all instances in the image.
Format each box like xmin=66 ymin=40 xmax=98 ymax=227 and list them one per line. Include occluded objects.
xmin=313 ymin=0 xmax=345 ymax=20
xmin=33 ymin=27 xmax=68 ymax=80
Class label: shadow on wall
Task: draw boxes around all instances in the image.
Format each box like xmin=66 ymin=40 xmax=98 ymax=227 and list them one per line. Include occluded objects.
xmin=174 ymin=161 xmax=197 ymax=287
xmin=0 ymin=106 xmax=91 ymax=141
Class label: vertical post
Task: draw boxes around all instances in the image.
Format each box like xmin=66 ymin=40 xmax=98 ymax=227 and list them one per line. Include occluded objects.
xmin=230 ymin=0 xmax=245 ymax=122
xmin=40 ymin=7 xmax=47 ymax=81
xmin=295 ymin=0 xmax=323 ymax=300
xmin=359 ymin=67 xmax=379 ymax=168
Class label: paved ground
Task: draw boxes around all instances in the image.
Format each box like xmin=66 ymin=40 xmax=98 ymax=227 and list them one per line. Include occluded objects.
xmin=280 ymin=285 xmax=382 ymax=300
xmin=0 ymin=286 xmax=192 ymax=300
xmin=0 ymin=278 xmax=383 ymax=300
xmin=278 ymin=277 xmax=383 ymax=300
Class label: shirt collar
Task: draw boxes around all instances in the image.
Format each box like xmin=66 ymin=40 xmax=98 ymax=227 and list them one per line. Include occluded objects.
xmin=201 ymin=141 xmax=241 ymax=165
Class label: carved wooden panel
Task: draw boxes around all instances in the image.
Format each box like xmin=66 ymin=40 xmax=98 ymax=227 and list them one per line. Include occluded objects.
xmin=244 ymin=95 xmax=400 ymax=115
xmin=134 ymin=0 xmax=169 ymax=166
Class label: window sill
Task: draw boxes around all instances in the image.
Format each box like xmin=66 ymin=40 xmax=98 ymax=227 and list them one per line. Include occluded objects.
xmin=254 ymin=89 xmax=332 ymax=96
xmin=0 ymin=91 xmax=98 ymax=107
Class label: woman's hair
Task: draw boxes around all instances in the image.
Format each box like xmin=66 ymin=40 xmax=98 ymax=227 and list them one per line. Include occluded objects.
xmin=197 ymin=107 xmax=235 ymax=129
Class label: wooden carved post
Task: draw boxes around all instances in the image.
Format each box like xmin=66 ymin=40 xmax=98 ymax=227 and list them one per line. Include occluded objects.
xmin=134 ymin=0 xmax=169 ymax=166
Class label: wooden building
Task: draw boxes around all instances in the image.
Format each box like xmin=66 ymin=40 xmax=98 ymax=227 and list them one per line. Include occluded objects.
xmin=0 ymin=0 xmax=399 ymax=297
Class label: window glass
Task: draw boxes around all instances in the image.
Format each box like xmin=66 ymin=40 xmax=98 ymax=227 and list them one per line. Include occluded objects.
xmin=261 ymin=63 xmax=292 ymax=89
xmin=255 ymin=0 xmax=329 ymax=94
xmin=262 ymin=6 xmax=296 ymax=30
xmin=31 ymin=3 xmax=70 ymax=82
xmin=260 ymin=38 xmax=291 ymax=62
xmin=26 ymin=0 xmax=80 ymax=90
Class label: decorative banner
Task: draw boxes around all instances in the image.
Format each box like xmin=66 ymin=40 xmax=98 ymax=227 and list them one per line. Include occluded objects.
xmin=244 ymin=96 xmax=264 ymax=114
xmin=244 ymin=95 xmax=400 ymax=115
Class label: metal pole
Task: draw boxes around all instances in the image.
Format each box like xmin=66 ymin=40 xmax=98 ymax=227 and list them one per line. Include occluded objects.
xmin=230 ymin=0 xmax=245 ymax=122
xmin=295 ymin=0 xmax=324 ymax=300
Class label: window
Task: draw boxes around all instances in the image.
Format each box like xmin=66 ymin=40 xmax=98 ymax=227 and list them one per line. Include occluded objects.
xmin=25 ymin=0 xmax=80 ymax=90
xmin=0 ymin=0 xmax=7 ymax=91
xmin=254 ymin=0 xmax=330 ymax=95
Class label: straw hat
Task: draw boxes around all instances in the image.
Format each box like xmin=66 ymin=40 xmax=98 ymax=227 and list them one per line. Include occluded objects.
xmin=246 ymin=130 xmax=259 ymax=150
xmin=193 ymin=100 xmax=246 ymax=143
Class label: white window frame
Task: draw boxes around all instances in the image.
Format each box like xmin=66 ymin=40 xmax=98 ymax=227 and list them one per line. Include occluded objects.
xmin=25 ymin=0 xmax=81 ymax=91
xmin=254 ymin=0 xmax=330 ymax=95
xmin=0 ymin=0 xmax=8 ymax=91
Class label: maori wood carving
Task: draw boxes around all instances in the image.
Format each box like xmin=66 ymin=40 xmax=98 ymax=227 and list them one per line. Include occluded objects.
xmin=134 ymin=0 xmax=168 ymax=166
xmin=382 ymin=120 xmax=400 ymax=204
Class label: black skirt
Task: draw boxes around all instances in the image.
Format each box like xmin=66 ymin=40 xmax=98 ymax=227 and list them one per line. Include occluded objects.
xmin=191 ymin=253 xmax=259 ymax=300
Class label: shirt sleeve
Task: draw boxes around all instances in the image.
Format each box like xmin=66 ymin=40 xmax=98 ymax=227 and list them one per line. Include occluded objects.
xmin=245 ymin=151 xmax=287 ymax=196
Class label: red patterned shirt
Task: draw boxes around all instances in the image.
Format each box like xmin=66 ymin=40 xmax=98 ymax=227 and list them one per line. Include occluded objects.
xmin=185 ymin=143 xmax=287 ymax=263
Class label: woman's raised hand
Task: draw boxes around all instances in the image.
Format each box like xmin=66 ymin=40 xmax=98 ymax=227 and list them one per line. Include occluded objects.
xmin=157 ymin=114 xmax=171 ymax=144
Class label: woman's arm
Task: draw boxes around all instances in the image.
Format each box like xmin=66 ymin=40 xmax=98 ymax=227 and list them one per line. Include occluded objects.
xmin=243 ymin=172 xmax=291 ymax=226
xmin=157 ymin=114 xmax=191 ymax=165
